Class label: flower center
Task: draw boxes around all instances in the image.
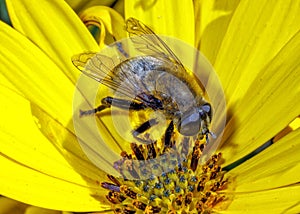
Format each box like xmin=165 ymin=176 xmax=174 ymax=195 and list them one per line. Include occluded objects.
xmin=101 ymin=137 xmax=229 ymax=213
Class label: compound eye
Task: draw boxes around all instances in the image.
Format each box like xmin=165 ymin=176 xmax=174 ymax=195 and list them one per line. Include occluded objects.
xmin=177 ymin=111 xmax=200 ymax=136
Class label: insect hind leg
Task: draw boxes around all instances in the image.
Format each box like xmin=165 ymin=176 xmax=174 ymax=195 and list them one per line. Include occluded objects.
xmin=79 ymin=96 xmax=147 ymax=117
xmin=79 ymin=96 xmax=116 ymax=117
xmin=79 ymin=99 xmax=111 ymax=117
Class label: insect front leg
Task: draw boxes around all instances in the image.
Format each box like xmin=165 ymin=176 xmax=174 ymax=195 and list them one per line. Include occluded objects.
xmin=163 ymin=120 xmax=175 ymax=152
xmin=80 ymin=96 xmax=147 ymax=117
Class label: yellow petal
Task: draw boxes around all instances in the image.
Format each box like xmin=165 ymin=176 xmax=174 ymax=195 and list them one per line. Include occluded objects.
xmin=0 ymin=155 xmax=109 ymax=211
xmin=124 ymin=0 xmax=194 ymax=46
xmin=78 ymin=6 xmax=126 ymax=49
xmin=214 ymin=0 xmax=300 ymax=110
xmin=65 ymin=0 xmax=115 ymax=13
xmin=0 ymin=18 xmax=126 ymax=181
xmin=221 ymin=184 xmax=300 ymax=214
xmin=6 ymin=0 xmax=99 ymax=84
xmin=0 ymin=83 xmax=110 ymax=211
xmin=221 ymin=29 xmax=300 ymax=164
xmin=0 ymin=21 xmax=73 ymax=127
xmin=194 ymin=0 xmax=241 ymax=64
xmin=227 ymin=128 xmax=300 ymax=192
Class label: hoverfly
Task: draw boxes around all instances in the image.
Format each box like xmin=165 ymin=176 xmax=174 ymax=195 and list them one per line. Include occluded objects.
xmin=72 ymin=17 xmax=214 ymax=144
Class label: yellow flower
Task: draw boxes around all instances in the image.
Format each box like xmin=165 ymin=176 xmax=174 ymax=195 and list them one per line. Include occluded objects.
xmin=0 ymin=0 xmax=299 ymax=214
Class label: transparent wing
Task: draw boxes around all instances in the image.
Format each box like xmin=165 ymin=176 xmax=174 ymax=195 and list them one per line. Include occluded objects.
xmin=126 ymin=17 xmax=185 ymax=71
xmin=72 ymin=52 xmax=147 ymax=100
xmin=126 ymin=18 xmax=206 ymax=98
xmin=72 ymin=52 xmax=96 ymax=71
xmin=72 ymin=18 xmax=189 ymax=102
xmin=72 ymin=52 xmax=119 ymax=91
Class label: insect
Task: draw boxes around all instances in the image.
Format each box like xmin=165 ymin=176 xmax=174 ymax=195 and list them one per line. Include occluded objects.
xmin=72 ymin=17 xmax=214 ymax=144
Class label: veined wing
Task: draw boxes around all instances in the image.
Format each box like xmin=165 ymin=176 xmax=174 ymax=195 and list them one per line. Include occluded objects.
xmin=125 ymin=18 xmax=203 ymax=97
xmin=126 ymin=17 xmax=186 ymax=72
xmin=72 ymin=52 xmax=152 ymax=101
xmin=72 ymin=52 xmax=144 ymax=99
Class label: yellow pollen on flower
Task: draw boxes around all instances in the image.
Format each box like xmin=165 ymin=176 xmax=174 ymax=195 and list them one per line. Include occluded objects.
xmin=101 ymin=137 xmax=229 ymax=214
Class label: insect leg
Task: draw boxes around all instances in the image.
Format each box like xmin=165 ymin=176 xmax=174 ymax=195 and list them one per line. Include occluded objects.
xmin=163 ymin=120 xmax=175 ymax=152
xmin=79 ymin=102 xmax=109 ymax=117
xmin=132 ymin=119 xmax=158 ymax=142
xmin=103 ymin=97 xmax=147 ymax=111
xmin=80 ymin=96 xmax=147 ymax=117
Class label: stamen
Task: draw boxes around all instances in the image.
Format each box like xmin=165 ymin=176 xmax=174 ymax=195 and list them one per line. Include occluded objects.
xmin=101 ymin=137 xmax=230 ymax=213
